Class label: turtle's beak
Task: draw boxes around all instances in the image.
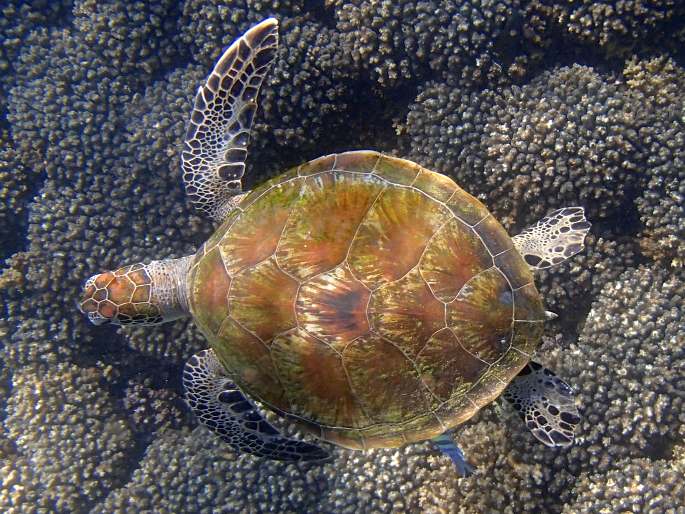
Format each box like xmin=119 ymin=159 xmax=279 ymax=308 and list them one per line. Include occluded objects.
xmin=76 ymin=297 xmax=112 ymax=326
xmin=89 ymin=315 xmax=111 ymax=326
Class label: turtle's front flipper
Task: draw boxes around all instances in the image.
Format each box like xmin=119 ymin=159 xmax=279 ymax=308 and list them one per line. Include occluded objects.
xmin=182 ymin=18 xmax=279 ymax=221
xmin=183 ymin=349 xmax=331 ymax=462
xmin=431 ymin=431 xmax=475 ymax=477
xmin=512 ymin=207 xmax=591 ymax=270
xmin=503 ymin=362 xmax=580 ymax=447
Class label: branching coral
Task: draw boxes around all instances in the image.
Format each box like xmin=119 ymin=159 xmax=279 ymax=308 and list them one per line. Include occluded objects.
xmin=329 ymin=0 xmax=541 ymax=88
xmin=624 ymin=56 xmax=685 ymax=265
xmin=524 ymin=0 xmax=685 ymax=58
xmin=409 ymin=64 xmax=652 ymax=228
xmin=3 ymin=18 xmax=204 ymax=368
xmin=563 ymin=455 xmax=685 ymax=513
xmin=123 ymin=378 xmax=192 ymax=436
xmin=95 ymin=427 xmax=333 ymax=513
xmin=2 ymin=363 xmax=136 ymax=512
xmin=539 ymin=267 xmax=685 ymax=479
xmin=0 ymin=132 xmax=29 ymax=259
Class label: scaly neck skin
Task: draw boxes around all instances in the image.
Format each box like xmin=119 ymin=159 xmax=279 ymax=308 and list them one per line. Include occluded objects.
xmin=148 ymin=255 xmax=193 ymax=322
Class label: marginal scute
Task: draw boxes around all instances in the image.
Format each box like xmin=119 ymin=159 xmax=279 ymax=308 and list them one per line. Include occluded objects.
xmin=277 ymin=172 xmax=384 ymax=280
xmin=358 ymin=426 xmax=405 ymax=449
xmin=448 ymin=267 xmax=514 ymax=364
xmin=221 ymin=176 xmax=303 ymax=274
xmin=416 ymin=328 xmax=487 ymax=403
xmin=513 ymin=283 xmax=545 ymax=322
xmin=238 ymin=166 xmax=300 ymax=210
xmin=343 ymin=335 xmax=432 ymax=424
xmin=494 ymin=249 xmax=535 ymax=289
xmin=296 ymin=265 xmax=370 ymax=345
xmin=492 ymin=344 xmax=530 ymax=375
xmin=333 ymin=150 xmax=380 ymax=173
xmin=412 ymin=169 xmax=457 ymax=203
xmin=214 ymin=317 xmax=290 ymax=411
xmin=322 ymin=427 xmax=366 ymax=450
xmin=511 ymin=321 xmax=544 ymax=356
xmin=368 ymin=268 xmax=445 ymax=357
xmin=348 ymin=185 xmax=450 ymax=289
xmin=297 ymin=154 xmax=335 ymax=176
xmin=466 ymin=367 xmax=513 ymax=409
xmin=190 ymin=246 xmax=231 ymax=336
xmin=203 ymin=207 xmax=243 ymax=254
xmin=271 ymin=329 xmax=370 ymax=428
xmin=228 ymin=257 xmax=298 ymax=341
xmin=446 ymin=188 xmax=491 ymax=226
xmin=420 ymin=217 xmax=492 ymax=302
xmin=372 ymin=154 xmax=421 ymax=186
xmin=473 ymin=215 xmax=514 ymax=256
xmin=399 ymin=413 xmax=447 ymax=444
xmin=434 ymin=393 xmax=478 ymax=431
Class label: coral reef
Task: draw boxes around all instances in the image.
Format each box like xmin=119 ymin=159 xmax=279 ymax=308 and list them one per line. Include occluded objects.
xmin=408 ymin=64 xmax=652 ymax=228
xmin=0 ymin=0 xmax=683 ymax=513
xmin=2 ymin=362 xmax=136 ymax=512
xmin=624 ymin=56 xmax=685 ymax=265
xmin=95 ymin=427 xmax=332 ymax=513
xmin=329 ymin=0 xmax=541 ymax=88
xmin=123 ymin=377 xmax=192 ymax=437
xmin=548 ymin=266 xmax=685 ymax=475
xmin=563 ymin=455 xmax=685 ymax=513
xmin=524 ymin=0 xmax=685 ymax=58
xmin=0 ymin=132 xmax=29 ymax=259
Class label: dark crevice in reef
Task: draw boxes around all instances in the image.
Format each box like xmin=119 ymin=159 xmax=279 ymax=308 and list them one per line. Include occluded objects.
xmin=645 ymin=433 xmax=678 ymax=462
xmin=303 ymin=0 xmax=337 ymax=28
xmin=0 ymin=231 xmax=27 ymax=263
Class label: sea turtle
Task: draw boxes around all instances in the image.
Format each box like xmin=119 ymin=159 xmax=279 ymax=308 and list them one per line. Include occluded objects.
xmin=79 ymin=18 xmax=589 ymax=474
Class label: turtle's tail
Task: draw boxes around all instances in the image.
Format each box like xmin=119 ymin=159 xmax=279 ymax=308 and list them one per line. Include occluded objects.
xmin=78 ymin=255 xmax=193 ymax=326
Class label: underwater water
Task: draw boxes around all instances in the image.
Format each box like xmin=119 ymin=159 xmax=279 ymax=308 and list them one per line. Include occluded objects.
xmin=1 ymin=1 xmax=684 ymax=513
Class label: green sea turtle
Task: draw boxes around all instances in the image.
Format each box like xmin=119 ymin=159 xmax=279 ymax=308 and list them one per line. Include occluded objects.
xmin=79 ymin=18 xmax=589 ymax=474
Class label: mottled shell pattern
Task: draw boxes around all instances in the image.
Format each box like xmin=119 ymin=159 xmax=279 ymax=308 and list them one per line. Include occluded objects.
xmin=188 ymin=150 xmax=545 ymax=449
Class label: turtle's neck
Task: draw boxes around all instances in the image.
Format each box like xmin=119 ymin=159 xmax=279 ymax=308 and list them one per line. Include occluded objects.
xmin=147 ymin=255 xmax=193 ymax=322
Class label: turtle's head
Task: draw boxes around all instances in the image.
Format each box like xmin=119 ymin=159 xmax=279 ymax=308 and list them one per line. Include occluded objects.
xmin=78 ymin=257 xmax=192 ymax=326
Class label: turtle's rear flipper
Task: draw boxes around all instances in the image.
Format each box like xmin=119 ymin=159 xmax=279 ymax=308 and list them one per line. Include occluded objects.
xmin=512 ymin=207 xmax=591 ymax=270
xmin=431 ymin=431 xmax=475 ymax=477
xmin=181 ymin=18 xmax=279 ymax=221
xmin=503 ymin=361 xmax=580 ymax=447
xmin=183 ymin=349 xmax=331 ymax=462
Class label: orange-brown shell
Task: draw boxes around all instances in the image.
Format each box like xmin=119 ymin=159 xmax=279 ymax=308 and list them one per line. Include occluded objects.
xmin=188 ymin=151 xmax=545 ymax=449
